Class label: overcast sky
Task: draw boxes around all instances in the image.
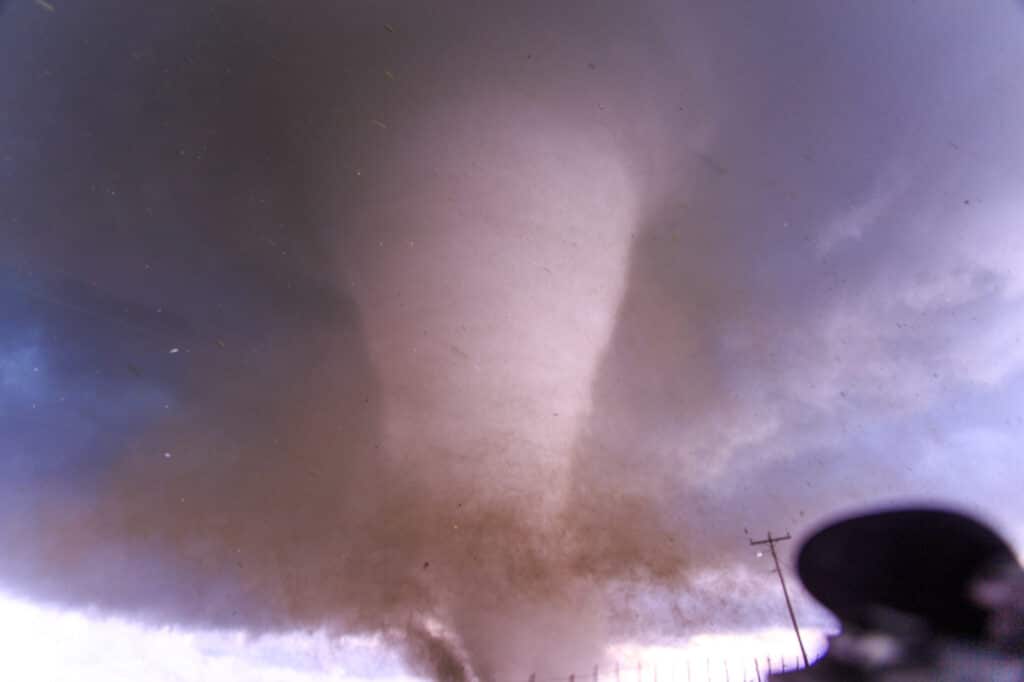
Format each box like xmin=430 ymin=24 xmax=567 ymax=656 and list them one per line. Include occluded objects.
xmin=2 ymin=0 xmax=1024 ymax=680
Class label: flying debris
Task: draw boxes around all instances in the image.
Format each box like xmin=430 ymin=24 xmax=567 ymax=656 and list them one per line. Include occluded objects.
xmin=4 ymin=2 xmax=1024 ymax=681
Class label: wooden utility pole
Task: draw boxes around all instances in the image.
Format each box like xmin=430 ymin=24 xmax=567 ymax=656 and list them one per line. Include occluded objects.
xmin=750 ymin=532 xmax=809 ymax=667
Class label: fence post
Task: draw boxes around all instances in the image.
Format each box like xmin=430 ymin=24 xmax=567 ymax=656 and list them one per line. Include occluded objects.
xmin=754 ymin=658 xmax=761 ymax=682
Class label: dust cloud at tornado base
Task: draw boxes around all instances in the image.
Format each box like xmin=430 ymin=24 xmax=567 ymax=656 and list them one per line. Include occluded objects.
xmin=3 ymin=2 xmax=1024 ymax=680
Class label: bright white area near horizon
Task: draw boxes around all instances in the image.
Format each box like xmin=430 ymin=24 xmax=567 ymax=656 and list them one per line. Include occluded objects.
xmin=0 ymin=591 xmax=829 ymax=682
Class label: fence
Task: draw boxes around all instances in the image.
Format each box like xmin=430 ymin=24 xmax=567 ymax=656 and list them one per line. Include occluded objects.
xmin=516 ymin=656 xmax=809 ymax=682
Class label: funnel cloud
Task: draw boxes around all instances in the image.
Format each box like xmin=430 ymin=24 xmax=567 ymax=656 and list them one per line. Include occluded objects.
xmin=2 ymin=1 xmax=1024 ymax=679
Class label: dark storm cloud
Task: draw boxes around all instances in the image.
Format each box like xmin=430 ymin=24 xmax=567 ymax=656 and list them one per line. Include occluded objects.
xmin=2 ymin=1 xmax=1024 ymax=680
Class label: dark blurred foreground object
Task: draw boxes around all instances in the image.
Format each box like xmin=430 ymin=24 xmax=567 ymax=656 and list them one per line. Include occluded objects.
xmin=775 ymin=508 xmax=1024 ymax=680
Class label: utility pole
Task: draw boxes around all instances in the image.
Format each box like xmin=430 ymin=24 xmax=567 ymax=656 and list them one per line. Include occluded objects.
xmin=750 ymin=532 xmax=809 ymax=667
